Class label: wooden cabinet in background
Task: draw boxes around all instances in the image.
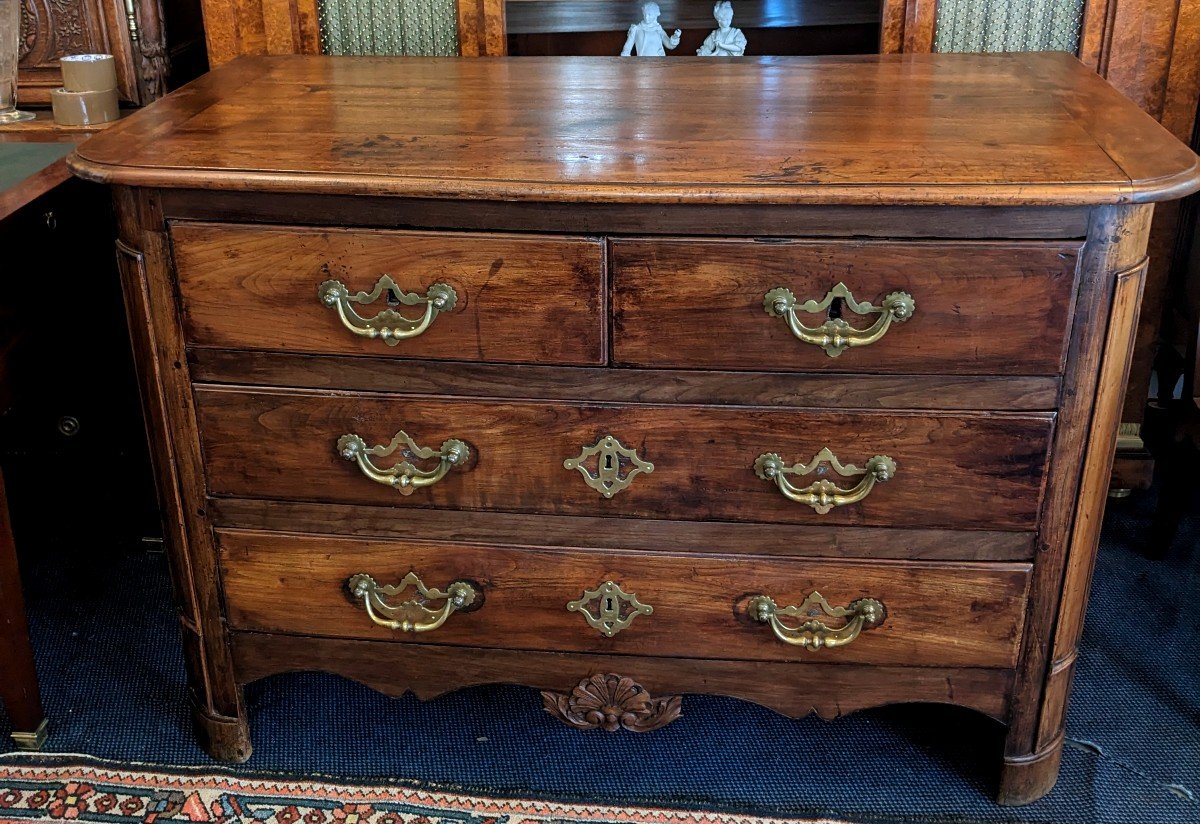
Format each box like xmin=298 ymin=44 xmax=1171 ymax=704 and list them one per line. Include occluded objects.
xmin=18 ymin=0 xmax=207 ymax=106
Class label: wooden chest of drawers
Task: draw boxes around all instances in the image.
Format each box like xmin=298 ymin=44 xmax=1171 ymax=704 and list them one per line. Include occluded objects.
xmin=69 ymin=53 xmax=1200 ymax=805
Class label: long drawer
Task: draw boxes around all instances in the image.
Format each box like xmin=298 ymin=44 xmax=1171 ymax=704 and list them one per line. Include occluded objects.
xmin=171 ymin=222 xmax=606 ymax=365
xmin=612 ymin=238 xmax=1080 ymax=374
xmin=218 ymin=530 xmax=1031 ymax=668
xmin=195 ymin=388 xmax=1054 ymax=530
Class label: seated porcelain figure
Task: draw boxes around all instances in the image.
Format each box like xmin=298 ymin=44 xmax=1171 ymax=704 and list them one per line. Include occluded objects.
xmin=697 ymin=1 xmax=747 ymax=56
xmin=620 ymin=2 xmax=682 ymax=56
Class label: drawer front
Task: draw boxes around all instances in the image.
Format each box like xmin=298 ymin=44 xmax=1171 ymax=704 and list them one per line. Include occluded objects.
xmin=171 ymin=222 xmax=605 ymax=365
xmin=196 ymin=388 xmax=1053 ymax=530
xmin=219 ymin=531 xmax=1031 ymax=668
xmin=612 ymin=239 xmax=1079 ymax=374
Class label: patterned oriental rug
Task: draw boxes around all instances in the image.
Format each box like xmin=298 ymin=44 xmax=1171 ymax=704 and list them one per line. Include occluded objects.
xmin=0 ymin=757 xmax=851 ymax=824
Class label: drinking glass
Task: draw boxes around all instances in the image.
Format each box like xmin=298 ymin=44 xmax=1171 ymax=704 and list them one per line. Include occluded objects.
xmin=0 ymin=0 xmax=34 ymax=123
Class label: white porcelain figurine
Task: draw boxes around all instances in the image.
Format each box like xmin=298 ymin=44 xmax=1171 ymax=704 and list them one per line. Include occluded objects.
xmin=620 ymin=2 xmax=682 ymax=57
xmin=697 ymin=1 xmax=746 ymax=56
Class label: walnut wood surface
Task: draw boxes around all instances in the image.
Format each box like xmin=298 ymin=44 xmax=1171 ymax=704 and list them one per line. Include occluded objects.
xmin=68 ymin=54 xmax=1200 ymax=205
xmin=613 ymin=239 xmax=1079 ymax=375
xmin=208 ymin=498 xmax=1038 ymax=561
xmin=199 ymin=0 xmax=320 ymax=66
xmin=189 ymin=350 xmax=1061 ymax=411
xmin=230 ymin=633 xmax=1014 ymax=722
xmin=195 ymin=388 xmax=1054 ymax=530
xmin=112 ymin=188 xmax=252 ymax=761
xmin=218 ymin=530 xmax=1030 ymax=668
xmin=81 ymin=53 xmax=1200 ymax=805
xmin=1042 ymin=259 xmax=1147 ymax=751
xmin=998 ymin=205 xmax=1152 ymax=789
xmin=159 ymin=191 xmax=1093 ymax=238
xmin=171 ymin=222 xmax=605 ymax=365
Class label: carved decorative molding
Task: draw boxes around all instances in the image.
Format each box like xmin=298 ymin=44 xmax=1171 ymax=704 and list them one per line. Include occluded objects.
xmin=541 ymin=674 xmax=681 ymax=732
xmin=19 ymin=0 xmax=92 ymax=67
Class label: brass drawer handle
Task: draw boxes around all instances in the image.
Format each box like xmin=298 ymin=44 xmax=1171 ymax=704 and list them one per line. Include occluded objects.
xmin=318 ymin=275 xmax=457 ymax=345
xmin=763 ymin=283 xmax=914 ymax=357
xmin=348 ymin=572 xmax=477 ymax=632
xmin=754 ymin=447 xmax=895 ymax=514
xmin=337 ymin=429 xmax=470 ymax=495
xmin=748 ymin=591 xmax=886 ymax=649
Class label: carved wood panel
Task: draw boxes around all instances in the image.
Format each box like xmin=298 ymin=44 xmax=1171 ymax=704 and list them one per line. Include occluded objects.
xmin=17 ymin=0 xmax=173 ymax=106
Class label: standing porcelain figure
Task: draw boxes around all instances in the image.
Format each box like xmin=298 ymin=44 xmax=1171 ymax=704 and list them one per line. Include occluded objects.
xmin=0 ymin=0 xmax=34 ymax=122
xmin=620 ymin=2 xmax=682 ymax=57
xmin=697 ymin=1 xmax=747 ymax=56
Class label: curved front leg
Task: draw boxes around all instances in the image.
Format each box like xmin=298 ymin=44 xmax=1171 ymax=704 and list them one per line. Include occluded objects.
xmin=754 ymin=447 xmax=896 ymax=514
xmin=763 ymin=283 xmax=914 ymax=357
xmin=337 ymin=430 xmax=471 ymax=495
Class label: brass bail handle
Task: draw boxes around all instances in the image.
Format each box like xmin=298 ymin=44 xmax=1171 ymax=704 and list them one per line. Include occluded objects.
xmin=748 ymin=591 xmax=886 ymax=649
xmin=318 ymin=275 xmax=458 ymax=345
xmin=347 ymin=572 xmax=478 ymax=632
xmin=763 ymin=282 xmax=914 ymax=357
xmin=337 ymin=429 xmax=471 ymax=495
xmin=754 ymin=447 xmax=895 ymax=514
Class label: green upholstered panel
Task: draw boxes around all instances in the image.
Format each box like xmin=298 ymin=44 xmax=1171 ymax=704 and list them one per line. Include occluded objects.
xmin=935 ymin=0 xmax=1084 ymax=53
xmin=317 ymin=0 xmax=458 ymax=56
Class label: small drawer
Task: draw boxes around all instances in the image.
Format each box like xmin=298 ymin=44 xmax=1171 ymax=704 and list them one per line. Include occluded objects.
xmin=612 ymin=239 xmax=1080 ymax=375
xmin=218 ymin=530 xmax=1031 ymax=669
xmin=171 ymin=222 xmax=605 ymax=365
xmin=196 ymin=388 xmax=1053 ymax=531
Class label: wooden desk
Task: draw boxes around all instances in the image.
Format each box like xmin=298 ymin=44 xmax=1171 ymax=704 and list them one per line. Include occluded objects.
xmin=0 ymin=143 xmax=70 ymax=752
xmin=70 ymin=53 xmax=1200 ymax=804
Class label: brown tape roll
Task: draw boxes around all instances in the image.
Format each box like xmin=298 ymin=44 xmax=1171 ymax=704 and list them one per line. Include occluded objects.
xmin=51 ymin=87 xmax=120 ymax=126
xmin=60 ymin=54 xmax=117 ymax=93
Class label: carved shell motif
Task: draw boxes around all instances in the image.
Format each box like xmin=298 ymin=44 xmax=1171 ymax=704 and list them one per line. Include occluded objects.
xmin=541 ymin=674 xmax=682 ymax=732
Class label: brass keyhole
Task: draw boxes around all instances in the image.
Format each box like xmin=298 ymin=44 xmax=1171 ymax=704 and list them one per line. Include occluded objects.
xmin=828 ymin=296 xmax=843 ymax=319
xmin=604 ymin=454 xmax=614 ymax=470
xmin=605 ymin=596 xmax=616 ymax=612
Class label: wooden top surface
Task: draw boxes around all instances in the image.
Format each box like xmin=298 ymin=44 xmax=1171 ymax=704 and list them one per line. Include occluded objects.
xmin=69 ymin=53 xmax=1200 ymax=206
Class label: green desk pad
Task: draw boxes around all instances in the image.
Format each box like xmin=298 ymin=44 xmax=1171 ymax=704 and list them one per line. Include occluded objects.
xmin=0 ymin=142 xmax=73 ymax=196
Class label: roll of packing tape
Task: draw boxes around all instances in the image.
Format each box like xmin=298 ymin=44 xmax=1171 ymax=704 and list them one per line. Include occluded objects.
xmin=60 ymin=54 xmax=117 ymax=93
xmin=51 ymin=87 xmax=120 ymax=126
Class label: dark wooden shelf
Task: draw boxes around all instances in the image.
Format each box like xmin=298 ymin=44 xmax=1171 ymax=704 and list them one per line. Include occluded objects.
xmin=505 ymin=0 xmax=879 ymax=35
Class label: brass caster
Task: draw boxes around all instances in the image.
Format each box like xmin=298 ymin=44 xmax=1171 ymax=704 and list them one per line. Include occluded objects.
xmin=10 ymin=718 xmax=49 ymax=751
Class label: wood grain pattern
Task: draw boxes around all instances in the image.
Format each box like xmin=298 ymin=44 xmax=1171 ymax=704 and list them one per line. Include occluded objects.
xmin=1045 ymin=261 xmax=1147 ymax=735
xmin=195 ymin=388 xmax=1054 ymax=530
xmin=208 ymin=497 xmax=1039 ymax=561
xmin=80 ymin=54 xmax=1200 ymax=805
xmin=230 ymin=633 xmax=1016 ymax=722
xmin=111 ymin=189 xmax=252 ymax=762
xmin=67 ymin=54 xmax=1200 ymax=205
xmin=457 ymin=0 xmax=507 ymax=55
xmin=218 ymin=530 xmax=1031 ymax=668
xmin=613 ymin=239 xmax=1080 ymax=375
xmin=189 ymin=350 xmax=1062 ymax=411
xmin=199 ymin=0 xmax=320 ymax=66
xmin=171 ymin=222 xmax=605 ymax=365
xmin=158 ymin=191 xmax=1094 ymax=238
xmin=998 ymin=205 xmax=1152 ymax=797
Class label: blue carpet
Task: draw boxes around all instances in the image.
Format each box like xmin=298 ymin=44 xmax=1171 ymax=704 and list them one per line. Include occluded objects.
xmin=2 ymin=492 xmax=1197 ymax=824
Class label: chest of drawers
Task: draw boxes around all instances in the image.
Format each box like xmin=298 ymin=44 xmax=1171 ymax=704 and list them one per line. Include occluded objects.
xmin=69 ymin=53 xmax=1200 ymax=805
